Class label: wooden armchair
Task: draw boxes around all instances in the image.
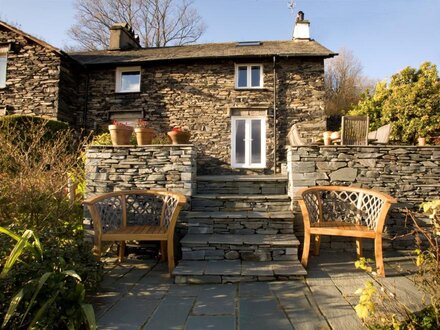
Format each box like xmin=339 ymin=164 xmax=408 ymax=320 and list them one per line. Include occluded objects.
xmin=288 ymin=124 xmax=306 ymax=146
xmin=297 ymin=186 xmax=396 ymax=276
xmin=83 ymin=190 xmax=187 ymax=273
xmin=341 ymin=116 xmax=369 ymax=145
xmin=368 ymin=124 xmax=392 ymax=144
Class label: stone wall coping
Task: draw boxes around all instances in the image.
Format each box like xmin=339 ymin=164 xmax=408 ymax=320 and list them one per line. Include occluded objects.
xmin=286 ymin=145 xmax=440 ymax=149
xmin=87 ymin=144 xmax=194 ymax=148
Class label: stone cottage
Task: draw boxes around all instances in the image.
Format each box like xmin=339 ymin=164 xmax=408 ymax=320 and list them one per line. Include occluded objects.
xmin=70 ymin=20 xmax=335 ymax=174
xmin=0 ymin=21 xmax=82 ymax=125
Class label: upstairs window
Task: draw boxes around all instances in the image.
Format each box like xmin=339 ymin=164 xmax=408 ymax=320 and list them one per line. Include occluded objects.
xmin=235 ymin=64 xmax=263 ymax=89
xmin=0 ymin=46 xmax=8 ymax=89
xmin=116 ymin=66 xmax=141 ymax=93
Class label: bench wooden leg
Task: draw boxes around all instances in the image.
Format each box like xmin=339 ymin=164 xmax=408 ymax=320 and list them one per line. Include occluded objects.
xmin=93 ymin=239 xmax=102 ymax=260
xmin=356 ymin=238 xmax=362 ymax=258
xmin=301 ymin=231 xmax=311 ymax=268
xmin=160 ymin=241 xmax=167 ymax=261
xmin=118 ymin=241 xmax=126 ymax=262
xmin=375 ymin=236 xmax=385 ymax=277
xmin=313 ymin=235 xmax=321 ymax=256
xmin=167 ymin=239 xmax=175 ymax=274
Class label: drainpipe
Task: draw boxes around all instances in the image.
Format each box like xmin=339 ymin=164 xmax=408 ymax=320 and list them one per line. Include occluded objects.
xmin=273 ymin=56 xmax=277 ymax=174
xmin=83 ymin=72 xmax=90 ymax=131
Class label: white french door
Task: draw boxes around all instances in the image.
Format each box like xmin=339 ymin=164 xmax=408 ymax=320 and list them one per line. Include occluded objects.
xmin=231 ymin=117 xmax=266 ymax=168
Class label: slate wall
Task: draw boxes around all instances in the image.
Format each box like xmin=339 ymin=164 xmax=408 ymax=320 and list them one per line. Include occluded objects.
xmin=287 ymin=145 xmax=440 ymax=250
xmin=85 ymin=145 xmax=197 ymax=197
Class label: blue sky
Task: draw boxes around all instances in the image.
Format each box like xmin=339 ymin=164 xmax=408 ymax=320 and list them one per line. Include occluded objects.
xmin=0 ymin=0 xmax=439 ymax=79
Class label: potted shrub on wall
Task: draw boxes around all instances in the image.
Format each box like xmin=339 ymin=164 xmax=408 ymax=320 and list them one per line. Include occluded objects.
xmin=108 ymin=120 xmax=133 ymax=146
xmin=135 ymin=119 xmax=156 ymax=145
xmin=167 ymin=127 xmax=191 ymax=144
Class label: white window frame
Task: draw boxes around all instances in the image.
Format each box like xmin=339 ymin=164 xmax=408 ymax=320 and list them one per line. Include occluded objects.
xmin=231 ymin=116 xmax=266 ymax=168
xmin=0 ymin=50 xmax=7 ymax=89
xmin=115 ymin=66 xmax=141 ymax=93
xmin=235 ymin=64 xmax=264 ymax=89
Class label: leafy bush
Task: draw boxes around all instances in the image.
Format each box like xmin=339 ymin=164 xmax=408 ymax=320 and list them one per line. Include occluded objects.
xmin=349 ymin=62 xmax=440 ymax=144
xmin=0 ymin=227 xmax=96 ymax=329
xmin=354 ymin=200 xmax=440 ymax=329
xmin=0 ymin=118 xmax=102 ymax=328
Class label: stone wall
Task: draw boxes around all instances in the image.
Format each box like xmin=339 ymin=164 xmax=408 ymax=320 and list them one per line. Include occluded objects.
xmin=287 ymin=145 xmax=440 ymax=250
xmin=82 ymin=57 xmax=325 ymax=174
xmin=0 ymin=26 xmax=61 ymax=118
xmin=85 ymin=145 xmax=197 ymax=197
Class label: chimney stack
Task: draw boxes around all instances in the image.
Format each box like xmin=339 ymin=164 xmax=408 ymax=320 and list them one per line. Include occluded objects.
xmin=293 ymin=11 xmax=310 ymax=40
xmin=109 ymin=23 xmax=141 ymax=50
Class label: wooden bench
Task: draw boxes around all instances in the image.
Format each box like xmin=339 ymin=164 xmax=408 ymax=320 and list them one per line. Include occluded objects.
xmin=297 ymin=186 xmax=397 ymax=276
xmin=83 ymin=189 xmax=187 ymax=273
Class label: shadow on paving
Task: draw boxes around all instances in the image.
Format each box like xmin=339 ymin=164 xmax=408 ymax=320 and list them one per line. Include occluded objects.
xmin=90 ymin=251 xmax=425 ymax=330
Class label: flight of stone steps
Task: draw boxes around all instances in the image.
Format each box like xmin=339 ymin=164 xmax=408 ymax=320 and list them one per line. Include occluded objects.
xmin=173 ymin=175 xmax=306 ymax=284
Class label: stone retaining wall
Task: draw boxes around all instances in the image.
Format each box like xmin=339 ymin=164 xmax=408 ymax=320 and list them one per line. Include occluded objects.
xmin=85 ymin=145 xmax=197 ymax=197
xmin=287 ymin=145 xmax=440 ymax=250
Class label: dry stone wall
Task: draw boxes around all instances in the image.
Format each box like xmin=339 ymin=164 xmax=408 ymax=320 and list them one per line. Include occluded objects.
xmin=0 ymin=27 xmax=60 ymax=118
xmin=83 ymin=57 xmax=325 ymax=174
xmin=287 ymin=145 xmax=440 ymax=250
xmin=85 ymin=145 xmax=197 ymax=197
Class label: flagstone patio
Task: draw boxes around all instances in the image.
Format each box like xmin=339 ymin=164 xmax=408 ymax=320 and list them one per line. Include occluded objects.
xmin=92 ymin=250 xmax=425 ymax=330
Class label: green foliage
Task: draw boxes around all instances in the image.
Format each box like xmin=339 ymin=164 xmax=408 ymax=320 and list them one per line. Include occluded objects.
xmin=349 ymin=62 xmax=440 ymax=144
xmin=354 ymin=202 xmax=440 ymax=329
xmin=0 ymin=118 xmax=102 ymax=328
xmin=151 ymin=133 xmax=171 ymax=144
xmin=0 ymin=115 xmax=69 ymax=141
xmin=0 ymin=227 xmax=96 ymax=329
xmin=90 ymin=132 xmax=113 ymax=145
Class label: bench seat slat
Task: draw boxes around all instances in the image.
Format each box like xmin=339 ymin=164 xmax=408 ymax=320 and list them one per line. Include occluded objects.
xmin=102 ymin=225 xmax=168 ymax=241
xmin=310 ymin=221 xmax=376 ymax=238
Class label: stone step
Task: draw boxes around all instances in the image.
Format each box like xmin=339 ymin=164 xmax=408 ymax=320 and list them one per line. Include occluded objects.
xmin=191 ymin=194 xmax=291 ymax=212
xmin=182 ymin=211 xmax=294 ymax=235
xmin=197 ymin=175 xmax=287 ymax=195
xmin=173 ymin=260 xmax=307 ymax=284
xmin=180 ymin=234 xmax=299 ymax=261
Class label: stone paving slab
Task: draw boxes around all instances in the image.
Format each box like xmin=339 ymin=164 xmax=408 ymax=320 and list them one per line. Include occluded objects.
xmin=93 ymin=252 xmax=426 ymax=330
xmin=143 ymin=296 xmax=195 ymax=330
xmin=186 ymin=315 xmax=236 ymax=330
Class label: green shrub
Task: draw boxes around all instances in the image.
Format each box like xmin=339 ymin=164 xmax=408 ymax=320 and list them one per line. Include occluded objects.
xmin=0 ymin=227 xmax=97 ymax=329
xmin=0 ymin=117 xmax=102 ymax=327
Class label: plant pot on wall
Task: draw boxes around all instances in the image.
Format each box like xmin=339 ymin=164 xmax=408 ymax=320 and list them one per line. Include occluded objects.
xmin=135 ymin=127 xmax=156 ymax=145
xmin=418 ymin=137 xmax=426 ymax=146
xmin=108 ymin=123 xmax=133 ymax=146
xmin=167 ymin=128 xmax=191 ymax=144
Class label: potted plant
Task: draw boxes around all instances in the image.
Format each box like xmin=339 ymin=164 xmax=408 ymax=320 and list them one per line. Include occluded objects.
xmin=134 ymin=119 xmax=156 ymax=145
xmin=167 ymin=127 xmax=191 ymax=144
xmin=108 ymin=120 xmax=133 ymax=146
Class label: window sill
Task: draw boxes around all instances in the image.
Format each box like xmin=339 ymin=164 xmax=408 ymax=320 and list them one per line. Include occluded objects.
xmin=115 ymin=90 xmax=141 ymax=94
xmin=235 ymin=87 xmax=267 ymax=91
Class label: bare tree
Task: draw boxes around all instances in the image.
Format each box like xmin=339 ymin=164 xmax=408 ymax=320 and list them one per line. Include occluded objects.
xmin=68 ymin=0 xmax=206 ymax=50
xmin=325 ymin=48 xmax=373 ymax=116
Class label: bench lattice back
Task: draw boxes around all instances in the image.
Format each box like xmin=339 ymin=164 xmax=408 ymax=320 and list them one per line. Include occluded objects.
xmin=89 ymin=190 xmax=184 ymax=233
xmin=302 ymin=188 xmax=388 ymax=231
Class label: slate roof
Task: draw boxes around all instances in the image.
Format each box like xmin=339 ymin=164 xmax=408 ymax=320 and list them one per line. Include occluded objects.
xmin=0 ymin=20 xmax=63 ymax=56
xmin=70 ymin=39 xmax=336 ymax=66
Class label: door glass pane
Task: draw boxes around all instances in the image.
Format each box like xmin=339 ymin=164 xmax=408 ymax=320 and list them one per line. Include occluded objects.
xmin=251 ymin=66 xmax=261 ymax=87
xmin=251 ymin=120 xmax=261 ymax=163
xmin=237 ymin=66 xmax=247 ymax=87
xmin=235 ymin=120 xmax=246 ymax=164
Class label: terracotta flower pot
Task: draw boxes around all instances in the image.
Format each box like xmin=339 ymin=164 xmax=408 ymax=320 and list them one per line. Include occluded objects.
xmin=418 ymin=137 xmax=426 ymax=146
xmin=108 ymin=124 xmax=133 ymax=146
xmin=135 ymin=127 xmax=156 ymax=145
xmin=167 ymin=130 xmax=191 ymax=144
